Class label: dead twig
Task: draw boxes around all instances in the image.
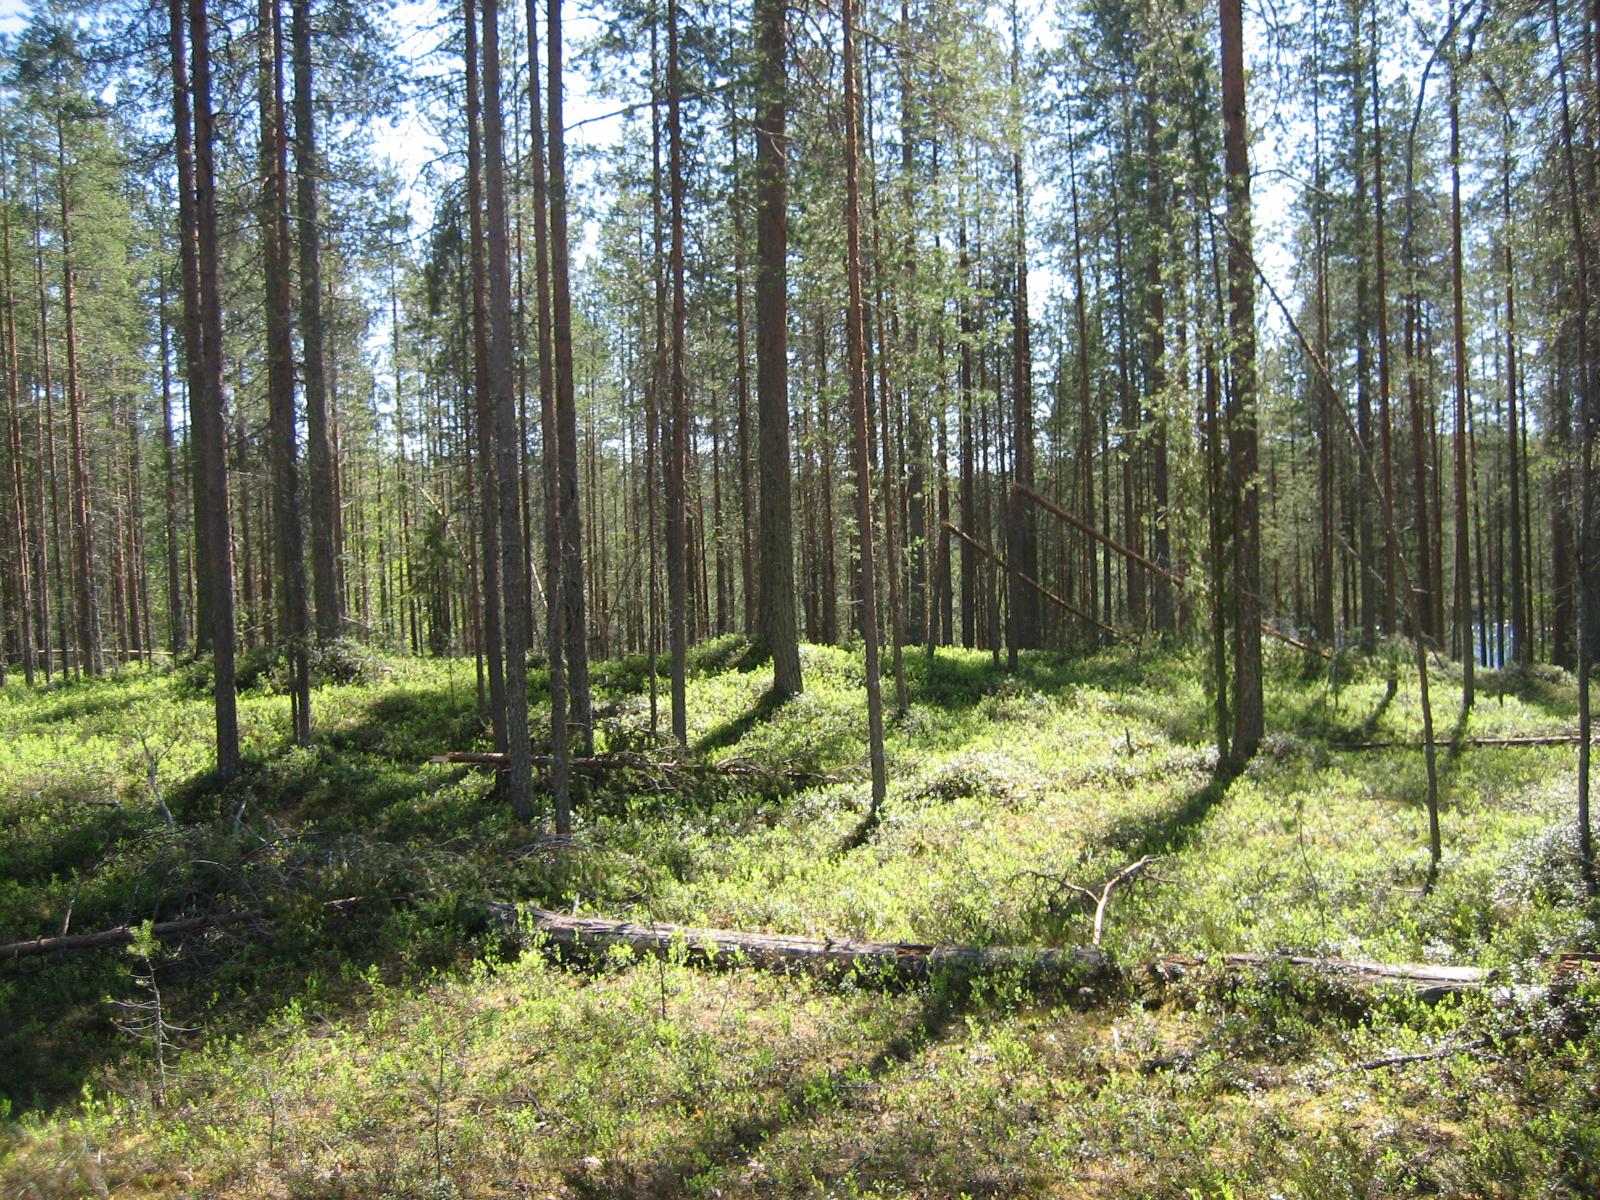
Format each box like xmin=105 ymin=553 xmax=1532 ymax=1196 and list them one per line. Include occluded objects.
xmin=1030 ymin=856 xmax=1163 ymax=947
xmin=1346 ymin=1036 xmax=1498 ymax=1071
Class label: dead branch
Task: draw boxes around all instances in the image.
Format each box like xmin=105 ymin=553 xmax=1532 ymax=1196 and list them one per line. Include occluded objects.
xmin=1040 ymin=856 xmax=1162 ymax=946
xmin=1 ymin=911 xmax=261 ymax=960
xmin=1347 ymin=1037 xmax=1497 ymax=1071
xmin=941 ymin=521 xmax=1119 ymax=637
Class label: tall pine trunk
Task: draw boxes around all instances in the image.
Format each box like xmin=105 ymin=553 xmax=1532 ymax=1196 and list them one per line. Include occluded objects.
xmin=666 ymin=0 xmax=690 ymax=746
xmin=1448 ymin=42 xmax=1473 ymax=707
xmin=754 ymin=0 xmax=801 ymax=697
xmin=1 ymin=138 xmax=32 ymax=685
xmin=481 ymin=0 xmax=535 ymax=819
xmin=549 ymin=0 xmax=592 ymax=753
xmin=291 ymin=0 xmax=342 ymax=642
xmin=843 ymin=0 xmax=886 ymax=812
xmin=259 ymin=0 xmax=311 ymax=745
xmin=527 ymin=0 xmax=569 ymax=834
xmin=1221 ymin=0 xmax=1262 ymax=762
xmin=188 ymin=0 xmax=240 ymax=775
xmin=464 ymin=0 xmax=507 ymax=754
xmin=57 ymin=111 xmax=100 ymax=677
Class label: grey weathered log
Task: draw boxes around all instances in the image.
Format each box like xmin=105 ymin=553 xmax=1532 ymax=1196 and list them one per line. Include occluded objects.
xmin=491 ymin=904 xmax=1110 ymax=986
xmin=1147 ymin=952 xmax=1491 ymax=1001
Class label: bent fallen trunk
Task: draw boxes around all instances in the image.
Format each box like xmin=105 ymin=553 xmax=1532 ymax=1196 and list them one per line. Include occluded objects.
xmin=491 ymin=903 xmax=1111 ymax=988
xmin=11 ymin=902 xmax=1593 ymax=1007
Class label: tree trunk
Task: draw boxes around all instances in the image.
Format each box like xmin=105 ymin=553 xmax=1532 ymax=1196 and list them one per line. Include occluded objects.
xmin=1553 ymin=0 xmax=1596 ymax=895
xmin=1221 ymin=0 xmax=1262 ymax=762
xmin=1500 ymin=128 xmax=1528 ymax=667
xmin=526 ymin=0 xmax=569 ymax=833
xmin=291 ymin=0 xmax=342 ymax=642
xmin=56 ymin=112 xmax=100 ymax=677
xmin=259 ymin=0 xmax=311 ymax=746
xmin=549 ymin=0 xmax=592 ymax=754
xmin=1369 ymin=9 xmax=1398 ymax=639
xmin=188 ymin=0 xmax=240 ymax=776
xmin=464 ymin=0 xmax=507 ymax=755
xmin=1143 ymin=105 xmax=1173 ymax=636
xmin=0 ymin=138 xmax=32 ymax=685
xmin=1007 ymin=4 xmax=1038 ymax=655
xmin=666 ymin=0 xmax=690 ymax=747
xmin=1069 ymin=130 xmax=1097 ymax=643
xmin=481 ymin=0 xmax=535 ymax=820
xmin=753 ymin=0 xmax=801 ymax=698
xmin=1448 ymin=46 xmax=1473 ymax=707
xmin=843 ymin=0 xmax=886 ymax=813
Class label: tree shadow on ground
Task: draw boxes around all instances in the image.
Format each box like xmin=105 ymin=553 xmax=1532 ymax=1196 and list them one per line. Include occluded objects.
xmin=559 ymin=966 xmax=1076 ymax=1200
xmin=1 ymin=679 xmax=501 ymax=1114
xmin=1105 ymin=761 xmax=1242 ymax=861
xmin=836 ymin=797 xmax=882 ymax=855
xmin=695 ymin=686 xmax=788 ymax=756
xmin=910 ymin=647 xmax=1154 ymax=712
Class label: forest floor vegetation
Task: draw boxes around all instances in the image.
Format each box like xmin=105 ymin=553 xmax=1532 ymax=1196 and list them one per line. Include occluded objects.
xmin=2 ymin=639 xmax=1598 ymax=1197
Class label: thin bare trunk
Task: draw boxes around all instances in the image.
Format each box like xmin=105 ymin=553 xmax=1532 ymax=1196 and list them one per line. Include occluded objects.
xmin=843 ymin=0 xmax=886 ymax=812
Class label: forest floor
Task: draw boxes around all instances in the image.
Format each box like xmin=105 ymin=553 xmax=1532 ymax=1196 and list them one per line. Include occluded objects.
xmin=2 ymin=637 xmax=1598 ymax=1197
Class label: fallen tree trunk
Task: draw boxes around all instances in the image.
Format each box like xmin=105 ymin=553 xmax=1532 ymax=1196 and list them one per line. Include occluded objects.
xmin=941 ymin=521 xmax=1118 ymax=638
xmin=1 ymin=911 xmax=260 ymax=961
xmin=1146 ymin=951 xmax=1490 ymax=1002
xmin=0 ymin=897 xmax=361 ymax=962
xmin=491 ymin=904 xmax=1111 ymax=988
xmin=15 ymin=901 xmax=1595 ymax=1008
xmin=1008 ymin=486 xmax=1328 ymax=659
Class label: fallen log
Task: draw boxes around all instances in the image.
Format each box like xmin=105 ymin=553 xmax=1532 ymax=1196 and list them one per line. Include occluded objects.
xmin=1 ymin=911 xmax=260 ymax=961
xmin=491 ymin=904 xmax=1111 ymax=988
xmin=16 ymin=900 xmax=1594 ymax=1011
xmin=1146 ymin=951 xmax=1490 ymax=1002
xmin=0 ymin=898 xmax=362 ymax=962
xmin=501 ymin=908 xmax=1600 ymax=1004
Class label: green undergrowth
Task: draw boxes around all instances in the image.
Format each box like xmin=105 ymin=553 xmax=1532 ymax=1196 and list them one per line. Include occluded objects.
xmin=2 ymin=639 xmax=1598 ymax=1196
